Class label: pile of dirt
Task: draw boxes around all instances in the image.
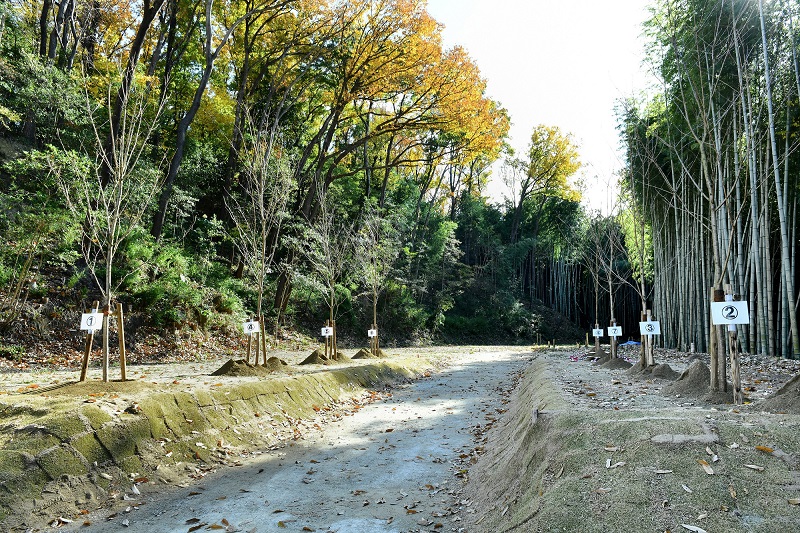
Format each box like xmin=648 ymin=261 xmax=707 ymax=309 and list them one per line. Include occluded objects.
xmin=661 ymin=359 xmax=733 ymax=403
xmin=601 ymin=356 xmax=633 ymax=370
xmin=650 ymin=362 xmax=680 ymax=380
xmin=351 ymin=348 xmax=376 ymax=359
xmin=332 ymin=352 xmax=352 ymax=363
xmin=627 ymin=361 xmax=680 ymax=380
xmin=586 ymin=346 xmax=608 ymax=358
xmin=210 ymin=359 xmax=281 ymax=376
xmin=758 ymin=374 xmax=800 ymax=413
xmin=264 ymin=356 xmax=288 ymax=371
xmin=299 ymin=349 xmax=330 ymax=365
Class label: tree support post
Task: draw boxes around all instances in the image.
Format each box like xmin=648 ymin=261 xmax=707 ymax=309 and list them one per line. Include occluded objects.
xmin=79 ymin=300 xmax=100 ymax=382
xmin=117 ymin=303 xmax=127 ymax=381
xmin=610 ymin=318 xmax=617 ymax=358
xmin=594 ymin=322 xmax=600 ymax=356
xmin=246 ymin=316 xmax=253 ymax=364
xmin=639 ymin=310 xmax=647 ymax=367
xmin=102 ymin=304 xmax=110 ymax=383
xmin=646 ymin=309 xmax=655 ymax=367
xmin=371 ymin=323 xmax=379 ymax=356
xmin=260 ymin=314 xmax=268 ymax=365
xmin=725 ymin=285 xmax=742 ymax=404
xmin=709 ymin=287 xmax=725 ymax=391
xmin=332 ymin=320 xmax=337 ymax=360
xmin=324 ymin=319 xmax=332 ymax=360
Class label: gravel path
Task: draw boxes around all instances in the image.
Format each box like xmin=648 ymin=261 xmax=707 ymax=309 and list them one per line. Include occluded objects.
xmin=64 ymin=348 xmax=533 ymax=533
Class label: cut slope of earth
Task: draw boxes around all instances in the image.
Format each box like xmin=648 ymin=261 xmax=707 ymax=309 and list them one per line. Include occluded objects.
xmin=465 ymin=352 xmax=800 ymax=532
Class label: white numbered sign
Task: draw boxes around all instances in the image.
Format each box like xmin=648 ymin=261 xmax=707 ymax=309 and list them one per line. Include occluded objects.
xmin=80 ymin=312 xmax=104 ymax=332
xmin=607 ymin=326 xmax=623 ymax=337
xmin=592 ymin=328 xmax=604 ymax=337
xmin=321 ymin=327 xmax=334 ymax=337
xmin=639 ymin=321 xmax=661 ymax=335
xmin=242 ymin=320 xmax=260 ymax=334
xmin=710 ymin=301 xmax=750 ymax=325
xmin=368 ymin=329 xmax=377 ymax=338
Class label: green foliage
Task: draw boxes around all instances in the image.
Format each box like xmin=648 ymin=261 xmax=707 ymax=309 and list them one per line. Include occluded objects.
xmin=3 ymin=52 xmax=88 ymax=146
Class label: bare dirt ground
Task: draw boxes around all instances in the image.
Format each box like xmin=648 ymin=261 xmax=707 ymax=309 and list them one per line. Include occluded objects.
xmin=55 ymin=347 xmax=533 ymax=533
xmin=464 ymin=346 xmax=800 ymax=532
xmin=4 ymin=343 xmax=800 ymax=532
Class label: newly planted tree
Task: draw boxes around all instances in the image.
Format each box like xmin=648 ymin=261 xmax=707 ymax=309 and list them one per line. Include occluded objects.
xmin=355 ymin=201 xmax=400 ymax=355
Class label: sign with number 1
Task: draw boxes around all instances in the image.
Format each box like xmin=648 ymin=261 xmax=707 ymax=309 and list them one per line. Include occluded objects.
xmin=80 ymin=312 xmax=104 ymax=332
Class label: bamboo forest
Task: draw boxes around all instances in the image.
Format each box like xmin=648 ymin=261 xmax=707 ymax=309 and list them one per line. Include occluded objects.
xmin=1 ymin=0 xmax=799 ymax=364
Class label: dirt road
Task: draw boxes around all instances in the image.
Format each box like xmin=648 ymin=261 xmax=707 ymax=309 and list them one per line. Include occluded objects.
xmin=64 ymin=348 xmax=533 ymax=532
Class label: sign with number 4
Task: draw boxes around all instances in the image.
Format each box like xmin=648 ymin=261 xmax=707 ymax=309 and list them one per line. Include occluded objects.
xmin=242 ymin=321 xmax=260 ymax=334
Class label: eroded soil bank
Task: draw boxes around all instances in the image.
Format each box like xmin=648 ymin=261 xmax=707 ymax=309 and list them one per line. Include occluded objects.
xmin=465 ymin=351 xmax=800 ymax=532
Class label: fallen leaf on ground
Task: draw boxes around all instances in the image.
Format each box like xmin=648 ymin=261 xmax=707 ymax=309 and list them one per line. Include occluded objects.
xmin=743 ymin=464 xmax=764 ymax=471
xmin=697 ymin=459 xmax=714 ymax=475
xmin=681 ymin=525 xmax=707 ymax=533
xmin=755 ymin=445 xmax=774 ymax=454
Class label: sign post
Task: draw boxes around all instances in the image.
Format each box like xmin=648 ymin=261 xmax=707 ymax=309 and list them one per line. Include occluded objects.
xmin=242 ymin=319 xmax=260 ymax=364
xmin=368 ymin=327 xmax=378 ymax=356
xmin=79 ymin=301 xmax=101 ymax=382
xmin=608 ymin=321 xmax=621 ymax=358
xmin=638 ymin=312 xmax=661 ymax=367
xmin=712 ymin=287 xmax=747 ymax=405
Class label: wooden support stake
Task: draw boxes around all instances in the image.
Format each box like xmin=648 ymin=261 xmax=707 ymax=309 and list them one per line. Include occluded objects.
xmin=117 ymin=303 xmax=127 ymax=381
xmin=246 ymin=316 xmax=253 ymax=364
xmin=253 ymin=327 xmax=260 ymax=366
xmin=646 ymin=309 xmax=655 ymax=367
xmin=102 ymin=305 xmax=109 ymax=383
xmin=260 ymin=314 xmax=268 ymax=365
xmin=725 ymin=285 xmax=742 ymax=404
xmin=332 ymin=320 xmax=337 ymax=360
xmin=610 ymin=318 xmax=617 ymax=358
xmin=640 ymin=310 xmax=647 ymax=367
xmin=79 ymin=300 xmax=99 ymax=382
xmin=594 ymin=322 xmax=601 ymax=356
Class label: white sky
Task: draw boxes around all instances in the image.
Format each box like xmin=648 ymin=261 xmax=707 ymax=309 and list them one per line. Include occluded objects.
xmin=424 ymin=0 xmax=655 ymax=214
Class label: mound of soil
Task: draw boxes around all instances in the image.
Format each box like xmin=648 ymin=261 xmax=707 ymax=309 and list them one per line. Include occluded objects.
xmin=661 ymin=360 xmax=732 ymax=403
xmin=601 ymin=357 xmax=633 ymax=370
xmin=332 ymin=352 xmax=352 ymax=363
xmin=627 ymin=361 xmax=680 ymax=380
xmin=351 ymin=348 xmax=376 ymax=360
xmin=211 ymin=359 xmax=276 ymax=377
xmin=586 ymin=346 xmax=608 ymax=358
xmin=263 ymin=357 xmax=288 ymax=372
xmin=650 ymin=363 xmax=680 ymax=380
xmin=758 ymin=373 xmax=800 ymax=413
xmin=299 ymin=349 xmax=329 ymax=365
